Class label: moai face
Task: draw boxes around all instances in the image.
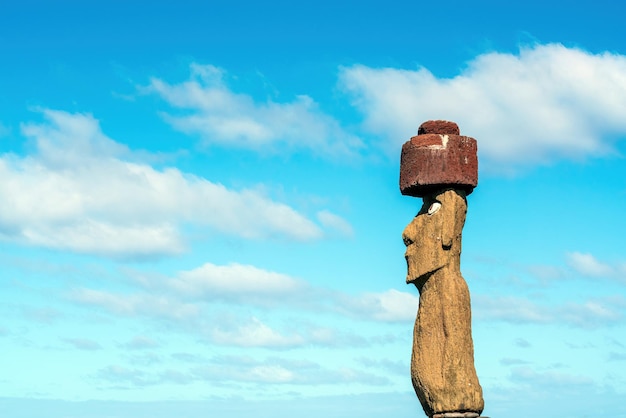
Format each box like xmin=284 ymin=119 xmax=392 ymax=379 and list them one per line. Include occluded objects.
xmin=402 ymin=189 xmax=467 ymax=286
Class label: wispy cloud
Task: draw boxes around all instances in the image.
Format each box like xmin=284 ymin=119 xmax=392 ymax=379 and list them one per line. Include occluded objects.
xmin=62 ymin=338 xmax=102 ymax=351
xmin=185 ymin=355 xmax=388 ymax=386
xmin=339 ymin=289 xmax=418 ymax=322
xmin=316 ymin=210 xmax=354 ymax=237
xmin=567 ymin=252 xmax=626 ymax=282
xmin=79 ymin=261 xmax=418 ymax=320
xmin=97 ymin=365 xmax=152 ymax=387
xmin=0 ymin=109 xmax=340 ymax=259
xmin=124 ymin=353 xmax=162 ymax=368
xmin=67 ymin=260 xmax=419 ymax=350
xmin=148 ymin=64 xmax=363 ymax=158
xmin=22 ymin=307 xmax=62 ymax=324
xmin=357 ymin=357 xmax=407 ymax=376
xmin=168 ymin=262 xmax=309 ymax=306
xmin=514 ymin=338 xmax=532 ymax=348
xmin=509 ymin=366 xmax=594 ymax=386
xmin=70 ymin=288 xmax=201 ymax=320
xmin=94 ymin=354 xmax=390 ymax=389
xmin=302 ymin=324 xmax=369 ymax=347
xmin=341 ymin=43 xmax=626 ymax=170
xmin=500 ymin=357 xmax=530 ymax=366
xmin=474 ymin=295 xmax=550 ymax=324
xmin=559 ymin=299 xmax=624 ymax=328
xmin=526 ymin=264 xmax=566 ymax=282
xmin=119 ymin=336 xmax=160 ymax=350
xmin=209 ymin=317 xmax=306 ymax=348
xmin=474 ymin=294 xmax=625 ymax=328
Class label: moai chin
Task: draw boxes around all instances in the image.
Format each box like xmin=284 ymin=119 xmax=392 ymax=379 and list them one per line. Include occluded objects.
xmin=400 ymin=120 xmax=485 ymax=418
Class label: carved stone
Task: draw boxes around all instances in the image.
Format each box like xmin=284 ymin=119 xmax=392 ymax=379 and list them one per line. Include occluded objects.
xmin=400 ymin=121 xmax=478 ymax=198
xmin=400 ymin=121 xmax=484 ymax=417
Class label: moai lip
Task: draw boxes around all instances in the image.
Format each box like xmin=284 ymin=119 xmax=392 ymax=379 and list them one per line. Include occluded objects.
xmin=400 ymin=120 xmax=478 ymax=197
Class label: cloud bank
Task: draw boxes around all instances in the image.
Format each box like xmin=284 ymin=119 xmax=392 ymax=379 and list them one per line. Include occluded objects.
xmin=341 ymin=43 xmax=626 ymax=169
xmin=474 ymin=294 xmax=625 ymax=328
xmin=69 ymin=261 xmax=418 ymax=348
xmin=149 ymin=64 xmax=364 ymax=158
xmin=567 ymin=252 xmax=626 ymax=282
xmin=0 ymin=109 xmax=349 ymax=258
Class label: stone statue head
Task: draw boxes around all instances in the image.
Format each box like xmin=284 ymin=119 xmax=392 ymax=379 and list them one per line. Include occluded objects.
xmin=402 ymin=188 xmax=467 ymax=287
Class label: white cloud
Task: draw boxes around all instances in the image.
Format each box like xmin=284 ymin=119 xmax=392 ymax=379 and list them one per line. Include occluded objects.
xmin=193 ymin=357 xmax=259 ymax=383
xmin=526 ymin=264 xmax=566 ymax=281
xmin=93 ymin=354 xmax=391 ymax=389
xmin=567 ymin=252 xmax=616 ymax=278
xmin=559 ymin=299 xmax=624 ymax=328
xmin=120 ymin=336 xmax=160 ymax=350
xmin=515 ymin=338 xmax=532 ymax=348
xmin=124 ymin=353 xmax=162 ymax=368
xmin=96 ymin=365 xmax=152 ymax=387
xmin=357 ymin=357 xmax=407 ymax=376
xmin=193 ymin=355 xmax=389 ymax=386
xmin=500 ymin=357 xmax=530 ymax=366
xmin=149 ymin=63 xmax=364 ymax=158
xmin=316 ymin=210 xmax=354 ymax=237
xmin=474 ymin=295 xmax=550 ymax=324
xmin=0 ymin=109 xmax=331 ymax=258
xmin=304 ymin=324 xmax=368 ymax=347
xmin=180 ymin=356 xmax=390 ymax=388
xmin=340 ymin=43 xmax=626 ymax=169
xmin=249 ymin=365 xmax=295 ymax=383
xmin=209 ymin=317 xmax=306 ymax=348
xmin=160 ymin=263 xmax=421 ymax=323
xmin=62 ymin=338 xmax=102 ymax=351
xmin=124 ymin=260 xmax=342 ymax=313
xmin=369 ymin=289 xmax=418 ymax=322
xmin=474 ymin=294 xmax=625 ymax=328
xmin=22 ymin=307 xmax=62 ymax=324
xmin=340 ymin=289 xmax=418 ymax=322
xmin=72 ymin=278 xmax=382 ymax=348
xmin=170 ymin=262 xmax=306 ymax=301
xmin=68 ymin=259 xmax=418 ymax=351
xmin=121 ymin=272 xmax=419 ymax=325
xmin=510 ymin=366 xmax=594 ymax=386
xmin=162 ymin=262 xmax=332 ymax=311
xmin=70 ymin=288 xmax=201 ymax=320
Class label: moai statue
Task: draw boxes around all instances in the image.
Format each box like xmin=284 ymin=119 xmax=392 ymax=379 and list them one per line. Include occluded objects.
xmin=400 ymin=120 xmax=485 ymax=418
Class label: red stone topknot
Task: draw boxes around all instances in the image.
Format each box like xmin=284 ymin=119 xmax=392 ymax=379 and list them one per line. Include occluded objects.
xmin=400 ymin=120 xmax=478 ymax=197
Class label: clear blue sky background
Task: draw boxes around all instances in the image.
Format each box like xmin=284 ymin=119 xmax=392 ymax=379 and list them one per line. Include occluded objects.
xmin=1 ymin=1 xmax=626 ymax=417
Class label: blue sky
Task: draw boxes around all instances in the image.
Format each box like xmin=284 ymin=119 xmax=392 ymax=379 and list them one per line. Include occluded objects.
xmin=1 ymin=1 xmax=626 ymax=417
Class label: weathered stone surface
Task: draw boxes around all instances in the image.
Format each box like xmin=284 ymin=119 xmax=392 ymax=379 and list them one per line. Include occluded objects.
xmin=418 ymin=120 xmax=460 ymax=136
xmin=432 ymin=412 xmax=481 ymax=418
xmin=402 ymin=189 xmax=484 ymax=417
xmin=400 ymin=121 xmax=478 ymax=198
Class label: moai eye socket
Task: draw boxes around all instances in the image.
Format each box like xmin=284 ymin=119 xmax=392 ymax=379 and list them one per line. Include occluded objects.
xmin=427 ymin=202 xmax=441 ymax=215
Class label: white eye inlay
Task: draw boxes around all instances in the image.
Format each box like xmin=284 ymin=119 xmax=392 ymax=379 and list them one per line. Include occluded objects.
xmin=428 ymin=202 xmax=441 ymax=215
